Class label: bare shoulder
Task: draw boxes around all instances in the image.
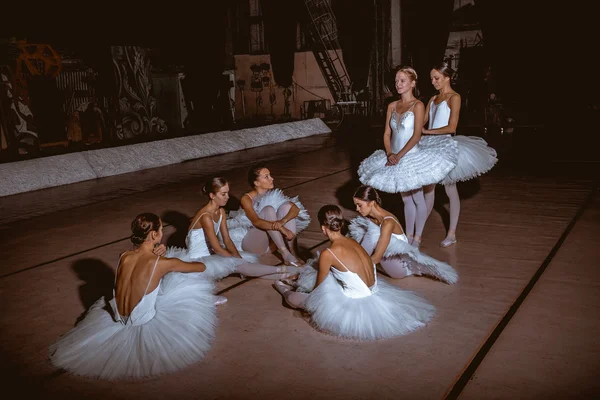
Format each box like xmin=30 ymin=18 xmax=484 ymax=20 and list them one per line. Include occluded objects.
xmin=449 ymin=91 xmax=462 ymax=101
xmin=240 ymin=192 xmax=253 ymax=205
xmin=413 ymin=100 xmax=425 ymax=111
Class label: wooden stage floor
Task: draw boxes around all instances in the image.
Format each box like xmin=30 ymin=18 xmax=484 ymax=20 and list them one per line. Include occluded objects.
xmin=0 ymin=132 xmax=598 ymax=399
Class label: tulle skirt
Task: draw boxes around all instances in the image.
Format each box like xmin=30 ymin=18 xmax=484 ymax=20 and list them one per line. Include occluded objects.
xmin=296 ymin=263 xmax=436 ymax=340
xmin=420 ymin=135 xmax=498 ymax=185
xmin=49 ymin=273 xmax=217 ymax=380
xmin=348 ymin=217 xmax=458 ymax=284
xmin=357 ymin=137 xmax=458 ymax=193
xmin=227 ymin=189 xmax=311 ymax=250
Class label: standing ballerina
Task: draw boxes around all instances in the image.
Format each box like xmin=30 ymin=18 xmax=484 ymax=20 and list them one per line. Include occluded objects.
xmin=358 ymin=67 xmax=458 ymax=247
xmin=50 ymin=213 xmax=217 ymax=380
xmin=350 ymin=185 xmax=458 ymax=283
xmin=273 ymin=205 xmax=435 ymax=340
xmin=227 ymin=165 xmax=310 ymax=266
xmin=420 ymin=62 xmax=498 ymax=247
xmin=166 ymin=177 xmax=303 ymax=287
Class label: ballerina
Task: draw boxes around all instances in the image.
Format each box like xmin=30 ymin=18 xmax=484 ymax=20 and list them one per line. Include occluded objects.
xmin=350 ymin=185 xmax=457 ymax=283
xmin=165 ymin=176 xmax=303 ymax=286
xmin=273 ymin=205 xmax=435 ymax=340
xmin=420 ymin=62 xmax=498 ymax=247
xmin=358 ymin=66 xmax=458 ymax=247
xmin=227 ymin=164 xmax=310 ymax=266
xmin=49 ymin=213 xmax=217 ymax=380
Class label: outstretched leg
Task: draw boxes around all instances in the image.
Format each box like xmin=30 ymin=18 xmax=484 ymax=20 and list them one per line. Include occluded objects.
xmin=235 ymin=263 xmax=303 ymax=280
xmin=440 ymin=184 xmax=460 ymax=247
xmin=273 ymin=281 xmax=308 ymax=308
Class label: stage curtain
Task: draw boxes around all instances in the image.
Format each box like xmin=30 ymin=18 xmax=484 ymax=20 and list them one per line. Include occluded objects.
xmin=331 ymin=0 xmax=375 ymax=92
xmin=262 ymin=0 xmax=300 ymax=88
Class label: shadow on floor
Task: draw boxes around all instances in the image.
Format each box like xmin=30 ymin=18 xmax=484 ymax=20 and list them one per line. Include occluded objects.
xmin=71 ymin=258 xmax=115 ymax=325
xmin=162 ymin=210 xmax=192 ymax=248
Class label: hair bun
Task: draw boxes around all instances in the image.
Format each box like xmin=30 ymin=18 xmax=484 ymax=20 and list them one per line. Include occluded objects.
xmin=130 ymin=234 xmax=146 ymax=246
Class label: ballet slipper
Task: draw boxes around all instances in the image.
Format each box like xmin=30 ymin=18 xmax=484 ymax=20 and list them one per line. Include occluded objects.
xmin=440 ymin=235 xmax=457 ymax=248
xmin=214 ymin=295 xmax=228 ymax=306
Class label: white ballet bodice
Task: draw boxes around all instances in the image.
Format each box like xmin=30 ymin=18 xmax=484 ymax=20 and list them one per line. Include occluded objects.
xmin=112 ymin=256 xmax=160 ymax=326
xmin=383 ymin=216 xmax=408 ymax=243
xmin=429 ymin=99 xmax=452 ymax=130
xmin=390 ymin=110 xmax=418 ymax=155
xmin=326 ymin=249 xmax=377 ymax=299
xmin=186 ymin=213 xmax=222 ymax=259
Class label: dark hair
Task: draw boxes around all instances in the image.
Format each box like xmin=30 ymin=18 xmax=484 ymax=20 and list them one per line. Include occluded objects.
xmin=248 ymin=164 xmax=268 ymax=188
xmin=353 ymin=185 xmax=382 ymax=205
xmin=318 ymin=204 xmax=346 ymax=232
xmin=130 ymin=213 xmax=161 ymax=246
xmin=432 ymin=62 xmax=455 ymax=79
xmin=202 ymin=176 xmax=228 ymax=196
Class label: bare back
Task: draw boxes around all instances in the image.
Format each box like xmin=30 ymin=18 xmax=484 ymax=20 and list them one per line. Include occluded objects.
xmin=115 ymin=251 xmax=163 ymax=317
xmin=329 ymin=236 xmax=376 ymax=287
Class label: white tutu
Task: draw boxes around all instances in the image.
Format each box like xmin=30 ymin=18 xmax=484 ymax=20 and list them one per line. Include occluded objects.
xmin=165 ymin=247 xmax=259 ymax=280
xmin=357 ymin=136 xmax=458 ymax=193
xmin=348 ymin=217 xmax=458 ymax=284
xmin=297 ymin=260 xmax=435 ymax=340
xmin=420 ymin=135 xmax=498 ymax=185
xmin=227 ymin=189 xmax=311 ymax=249
xmin=49 ymin=272 xmax=217 ymax=380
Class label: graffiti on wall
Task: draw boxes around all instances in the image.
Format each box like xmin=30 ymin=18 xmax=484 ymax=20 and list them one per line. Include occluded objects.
xmin=111 ymin=46 xmax=166 ymax=139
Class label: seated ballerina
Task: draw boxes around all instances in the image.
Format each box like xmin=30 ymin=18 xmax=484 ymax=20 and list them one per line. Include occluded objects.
xmin=273 ymin=205 xmax=435 ymax=340
xmin=49 ymin=213 xmax=217 ymax=380
xmin=227 ymin=164 xmax=310 ymax=266
xmin=350 ymin=185 xmax=458 ymax=283
xmin=166 ymin=177 xmax=303 ymax=289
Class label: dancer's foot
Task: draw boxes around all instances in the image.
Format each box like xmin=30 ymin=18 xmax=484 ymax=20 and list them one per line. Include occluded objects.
xmin=412 ymin=235 xmax=422 ymax=249
xmin=278 ymin=248 xmax=303 ymax=267
xmin=214 ymin=295 xmax=228 ymax=306
xmin=440 ymin=234 xmax=457 ymax=248
xmin=400 ymin=259 xmax=414 ymax=277
xmin=277 ymin=265 xmax=300 ymax=280
xmin=407 ymin=234 xmax=414 ymax=245
xmin=273 ymin=280 xmax=294 ymax=295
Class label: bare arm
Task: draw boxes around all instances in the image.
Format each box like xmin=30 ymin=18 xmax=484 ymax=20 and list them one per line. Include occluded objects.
xmin=423 ymin=96 xmax=433 ymax=127
xmin=423 ymin=94 xmax=461 ymax=135
xmin=394 ymin=101 xmax=425 ymax=159
xmin=200 ymin=213 xmax=234 ymax=257
xmin=218 ymin=209 xmax=242 ymax=258
xmin=159 ymin=257 xmax=206 ymax=274
xmin=370 ymin=220 xmax=395 ymax=265
xmin=383 ymin=102 xmax=395 ymax=156
xmin=280 ymin=203 xmax=300 ymax=225
xmin=241 ymin=194 xmax=280 ymax=231
xmin=314 ymin=250 xmax=333 ymax=289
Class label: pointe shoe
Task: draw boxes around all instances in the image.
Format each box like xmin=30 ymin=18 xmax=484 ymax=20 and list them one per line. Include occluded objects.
xmin=214 ymin=295 xmax=228 ymax=306
xmin=411 ymin=237 xmax=422 ymax=249
xmin=278 ymin=248 xmax=303 ymax=267
xmin=273 ymin=280 xmax=294 ymax=294
xmin=440 ymin=236 xmax=457 ymax=248
xmin=278 ymin=265 xmax=300 ymax=280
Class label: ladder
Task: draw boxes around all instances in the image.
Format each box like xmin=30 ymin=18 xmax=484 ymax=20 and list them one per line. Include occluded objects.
xmin=303 ymin=0 xmax=354 ymax=103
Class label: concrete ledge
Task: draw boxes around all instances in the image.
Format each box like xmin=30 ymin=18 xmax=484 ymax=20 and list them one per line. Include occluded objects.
xmin=0 ymin=153 xmax=97 ymax=197
xmin=0 ymin=118 xmax=331 ymax=197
